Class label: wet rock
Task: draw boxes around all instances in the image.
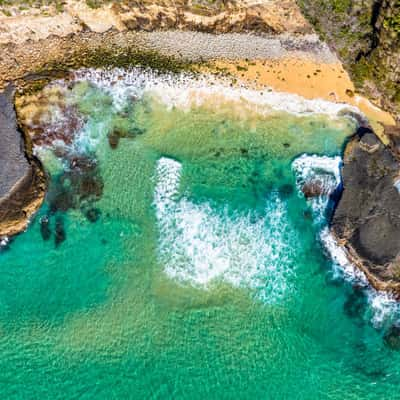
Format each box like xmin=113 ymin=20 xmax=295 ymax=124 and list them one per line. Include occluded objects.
xmin=54 ymin=216 xmax=66 ymax=247
xmin=39 ymin=215 xmax=51 ymax=240
xmin=302 ymin=180 xmax=326 ymax=198
xmin=331 ymin=128 xmax=400 ymax=292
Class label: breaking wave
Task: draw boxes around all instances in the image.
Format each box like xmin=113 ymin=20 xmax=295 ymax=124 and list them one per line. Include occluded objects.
xmin=153 ymin=157 xmax=297 ymax=303
xmin=292 ymin=154 xmax=341 ymax=223
xmin=292 ymin=154 xmax=400 ymax=327
xmin=72 ymin=68 xmax=362 ymax=119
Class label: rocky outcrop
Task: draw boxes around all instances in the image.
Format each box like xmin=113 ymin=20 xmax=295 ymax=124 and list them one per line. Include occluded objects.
xmin=0 ymin=86 xmax=46 ymax=238
xmin=331 ymin=128 xmax=400 ymax=295
xmin=0 ymin=0 xmax=311 ymax=46
xmin=297 ymin=0 xmax=400 ymax=122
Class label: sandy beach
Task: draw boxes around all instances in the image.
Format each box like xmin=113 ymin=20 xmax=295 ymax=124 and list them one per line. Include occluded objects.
xmin=208 ymin=59 xmax=396 ymax=139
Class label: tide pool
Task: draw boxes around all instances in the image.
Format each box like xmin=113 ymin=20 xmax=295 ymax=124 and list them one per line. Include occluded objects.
xmin=1 ymin=69 xmax=400 ymax=399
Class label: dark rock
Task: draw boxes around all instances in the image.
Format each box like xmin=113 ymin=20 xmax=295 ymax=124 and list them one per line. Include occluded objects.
xmin=0 ymin=85 xmax=30 ymax=200
xmin=39 ymin=216 xmax=51 ymax=241
xmin=331 ymin=128 xmax=400 ymax=289
xmin=54 ymin=217 xmax=66 ymax=247
xmin=0 ymin=85 xmax=46 ymax=237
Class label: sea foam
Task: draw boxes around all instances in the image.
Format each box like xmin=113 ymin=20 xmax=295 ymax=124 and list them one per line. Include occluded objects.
xmin=320 ymin=227 xmax=400 ymax=327
xmin=154 ymin=157 xmax=297 ymax=303
xmin=72 ymin=68 xmax=363 ymax=119
xmin=292 ymin=154 xmax=400 ymax=327
xmin=292 ymin=154 xmax=341 ymax=223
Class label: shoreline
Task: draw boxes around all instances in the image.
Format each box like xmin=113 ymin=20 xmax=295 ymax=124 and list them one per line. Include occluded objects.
xmin=1 ymin=0 xmax=400 ymax=300
xmin=208 ymin=58 xmax=396 ymax=140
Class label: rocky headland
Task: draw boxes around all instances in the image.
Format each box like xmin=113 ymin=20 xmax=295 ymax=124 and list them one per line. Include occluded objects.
xmin=331 ymin=126 xmax=400 ymax=296
xmin=0 ymin=86 xmax=46 ymax=237
xmin=0 ymin=0 xmax=400 ymax=297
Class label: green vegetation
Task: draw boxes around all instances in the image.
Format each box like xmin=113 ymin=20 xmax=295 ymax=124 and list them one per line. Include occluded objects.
xmin=297 ymin=0 xmax=400 ymax=118
xmin=383 ymin=11 xmax=400 ymax=35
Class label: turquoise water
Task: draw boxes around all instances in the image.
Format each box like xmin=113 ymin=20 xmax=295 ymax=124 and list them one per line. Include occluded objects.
xmin=1 ymin=70 xmax=400 ymax=399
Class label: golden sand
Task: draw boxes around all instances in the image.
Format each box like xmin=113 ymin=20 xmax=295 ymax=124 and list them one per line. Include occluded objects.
xmin=208 ymin=59 xmax=395 ymax=142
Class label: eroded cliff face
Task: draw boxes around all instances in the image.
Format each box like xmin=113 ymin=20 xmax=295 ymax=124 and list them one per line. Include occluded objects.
xmin=0 ymin=87 xmax=46 ymax=238
xmin=297 ymin=0 xmax=400 ymax=121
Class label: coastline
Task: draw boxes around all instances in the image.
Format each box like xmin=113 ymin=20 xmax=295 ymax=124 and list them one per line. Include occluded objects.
xmin=0 ymin=86 xmax=46 ymax=238
xmin=209 ymin=58 xmax=396 ymax=139
xmin=1 ymin=0 xmax=400 ymax=299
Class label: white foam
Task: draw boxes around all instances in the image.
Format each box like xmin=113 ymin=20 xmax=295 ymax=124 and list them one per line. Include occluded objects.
xmin=320 ymin=227 xmax=367 ymax=284
xmin=72 ymin=68 xmax=363 ymax=120
xmin=154 ymin=157 xmax=297 ymax=302
xmin=292 ymin=154 xmax=400 ymax=327
xmin=320 ymin=227 xmax=400 ymax=327
xmin=292 ymin=154 xmax=341 ymax=222
xmin=0 ymin=236 xmax=9 ymax=248
xmin=394 ymin=178 xmax=400 ymax=193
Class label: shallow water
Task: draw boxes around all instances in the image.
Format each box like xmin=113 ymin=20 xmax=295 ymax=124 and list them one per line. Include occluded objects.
xmin=1 ymin=69 xmax=400 ymax=399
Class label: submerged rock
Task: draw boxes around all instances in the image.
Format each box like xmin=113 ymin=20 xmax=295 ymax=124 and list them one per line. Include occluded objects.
xmin=54 ymin=216 xmax=66 ymax=247
xmin=331 ymin=127 xmax=400 ymax=295
xmin=85 ymin=208 xmax=101 ymax=223
xmin=39 ymin=215 xmax=51 ymax=241
xmin=384 ymin=324 xmax=400 ymax=350
xmin=47 ymin=155 xmax=103 ymax=215
xmin=108 ymin=132 xmax=120 ymax=149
